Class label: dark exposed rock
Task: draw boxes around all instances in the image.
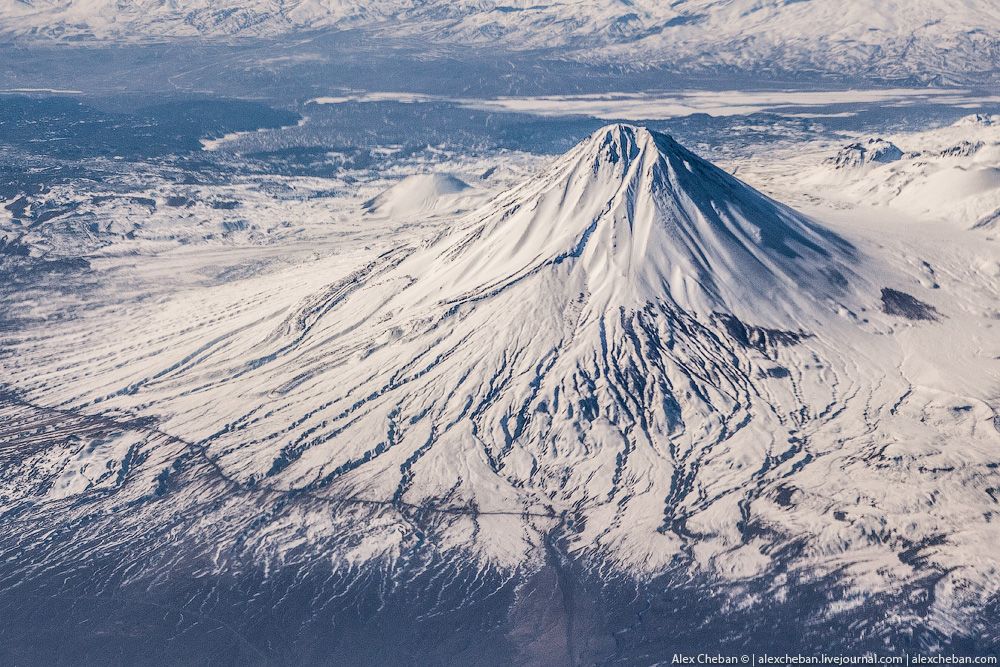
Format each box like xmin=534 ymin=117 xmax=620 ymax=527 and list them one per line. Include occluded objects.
xmin=826 ymin=138 xmax=904 ymax=169
xmin=939 ymin=140 xmax=984 ymax=158
xmin=880 ymin=288 xmax=939 ymax=321
xmin=713 ymin=312 xmax=810 ymax=354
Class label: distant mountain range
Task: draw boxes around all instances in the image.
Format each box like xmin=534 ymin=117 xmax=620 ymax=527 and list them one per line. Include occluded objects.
xmin=3 ymin=0 xmax=1000 ymax=83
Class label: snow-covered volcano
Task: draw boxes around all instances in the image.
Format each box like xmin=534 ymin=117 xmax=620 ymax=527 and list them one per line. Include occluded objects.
xmin=12 ymin=126 xmax=868 ymax=491
xmin=409 ymin=124 xmax=857 ymax=323
xmin=363 ymin=173 xmax=473 ymax=218
xmin=5 ymin=124 xmax=874 ymax=566
xmin=5 ymin=123 xmax=1000 ymax=644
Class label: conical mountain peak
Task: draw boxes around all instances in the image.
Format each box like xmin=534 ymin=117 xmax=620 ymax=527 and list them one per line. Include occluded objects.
xmin=410 ymin=125 xmax=858 ymax=325
xmin=573 ymin=123 xmax=692 ymax=176
xmin=585 ymin=123 xmax=664 ymax=166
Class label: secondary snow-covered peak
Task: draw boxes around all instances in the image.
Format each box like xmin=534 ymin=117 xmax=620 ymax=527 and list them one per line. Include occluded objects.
xmin=363 ymin=173 xmax=472 ymax=218
xmin=802 ymin=120 xmax=1000 ymax=229
xmin=826 ymin=137 xmax=905 ymax=170
xmin=410 ymin=123 xmax=857 ymax=324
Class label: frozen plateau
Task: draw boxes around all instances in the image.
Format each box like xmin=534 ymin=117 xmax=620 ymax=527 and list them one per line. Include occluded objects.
xmin=2 ymin=4 xmax=1000 ymax=664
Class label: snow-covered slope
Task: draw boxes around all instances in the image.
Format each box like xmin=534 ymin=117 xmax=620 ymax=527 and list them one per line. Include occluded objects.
xmin=4 ymin=125 xmax=1000 ymax=633
xmin=806 ymin=115 xmax=1000 ymax=228
xmin=3 ymin=1 xmax=999 ymax=82
xmin=363 ymin=173 xmax=474 ymax=218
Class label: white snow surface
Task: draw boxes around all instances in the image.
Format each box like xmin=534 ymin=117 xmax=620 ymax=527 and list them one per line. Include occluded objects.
xmin=363 ymin=173 xmax=475 ymax=218
xmin=4 ymin=125 xmax=1000 ymax=631
xmin=787 ymin=115 xmax=1000 ymax=229
xmin=308 ymin=89 xmax=999 ymax=121
xmin=3 ymin=1 xmax=1000 ymax=80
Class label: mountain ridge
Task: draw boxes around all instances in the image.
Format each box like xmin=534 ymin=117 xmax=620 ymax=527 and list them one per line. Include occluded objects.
xmin=3 ymin=1 xmax=999 ymax=83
